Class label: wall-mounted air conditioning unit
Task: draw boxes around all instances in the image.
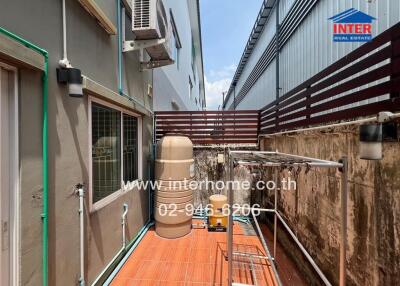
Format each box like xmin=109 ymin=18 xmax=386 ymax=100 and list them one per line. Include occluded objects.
xmin=124 ymin=0 xmax=174 ymax=69
xmin=132 ymin=0 xmax=166 ymax=40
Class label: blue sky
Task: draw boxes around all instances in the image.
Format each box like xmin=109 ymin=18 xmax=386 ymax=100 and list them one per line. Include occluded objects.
xmin=200 ymin=0 xmax=263 ymax=110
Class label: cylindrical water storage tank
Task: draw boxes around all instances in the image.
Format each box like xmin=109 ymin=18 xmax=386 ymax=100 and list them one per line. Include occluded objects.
xmin=208 ymin=194 xmax=228 ymax=232
xmin=155 ymin=135 xmax=194 ymax=239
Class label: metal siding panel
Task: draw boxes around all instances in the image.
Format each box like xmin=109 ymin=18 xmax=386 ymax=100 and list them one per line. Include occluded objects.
xmin=237 ymin=59 xmax=276 ymax=110
xmin=235 ymin=9 xmax=277 ymax=94
xmin=234 ymin=0 xmax=400 ymax=111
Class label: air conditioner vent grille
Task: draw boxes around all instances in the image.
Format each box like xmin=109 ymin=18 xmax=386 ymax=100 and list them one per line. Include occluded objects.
xmin=133 ymin=0 xmax=150 ymax=28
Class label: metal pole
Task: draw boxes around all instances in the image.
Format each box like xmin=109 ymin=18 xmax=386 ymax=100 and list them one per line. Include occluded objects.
xmin=273 ymin=168 xmax=278 ymax=259
xmin=339 ymin=157 xmax=348 ymax=286
xmin=252 ymin=212 xmax=283 ymax=286
xmin=228 ymin=156 xmax=234 ymax=285
xmin=275 ymin=212 xmax=332 ymax=286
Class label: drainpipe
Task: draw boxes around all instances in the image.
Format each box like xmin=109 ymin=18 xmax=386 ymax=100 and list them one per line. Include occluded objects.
xmin=0 ymin=27 xmax=49 ymax=286
xmin=117 ymin=0 xmax=123 ymax=95
xmin=76 ymin=184 xmax=85 ymax=286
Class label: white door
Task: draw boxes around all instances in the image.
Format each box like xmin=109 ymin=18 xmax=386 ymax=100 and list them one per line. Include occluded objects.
xmin=0 ymin=65 xmax=18 ymax=286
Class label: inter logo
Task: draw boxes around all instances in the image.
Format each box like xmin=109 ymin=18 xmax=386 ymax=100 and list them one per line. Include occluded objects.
xmin=329 ymin=8 xmax=376 ymax=42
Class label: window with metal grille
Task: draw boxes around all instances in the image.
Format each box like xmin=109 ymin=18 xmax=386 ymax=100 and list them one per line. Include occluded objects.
xmin=92 ymin=103 xmax=121 ymax=203
xmin=90 ymin=100 xmax=141 ymax=209
xmin=123 ymin=114 xmax=138 ymax=183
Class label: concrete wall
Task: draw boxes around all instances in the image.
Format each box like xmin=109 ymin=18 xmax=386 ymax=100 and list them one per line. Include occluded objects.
xmin=260 ymin=123 xmax=400 ymax=286
xmin=193 ymin=147 xmax=254 ymax=208
xmin=0 ymin=0 xmax=152 ymax=285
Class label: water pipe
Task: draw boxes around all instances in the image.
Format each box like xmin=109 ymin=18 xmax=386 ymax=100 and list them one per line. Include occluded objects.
xmin=76 ymin=184 xmax=85 ymax=286
xmin=59 ymin=0 xmax=71 ymax=68
xmin=121 ymin=204 xmax=128 ymax=247
xmin=0 ymin=27 xmax=49 ymax=286
xmin=103 ymin=220 xmax=155 ymax=285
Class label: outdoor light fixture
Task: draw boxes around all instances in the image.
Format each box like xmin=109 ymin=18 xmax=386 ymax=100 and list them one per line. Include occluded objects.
xmin=57 ymin=68 xmax=83 ymax=97
xmin=359 ymin=124 xmax=383 ymax=160
xmin=359 ymin=112 xmax=398 ymax=160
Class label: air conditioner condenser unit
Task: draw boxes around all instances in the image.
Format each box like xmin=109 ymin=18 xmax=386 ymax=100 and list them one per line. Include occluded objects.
xmin=130 ymin=0 xmax=174 ymax=67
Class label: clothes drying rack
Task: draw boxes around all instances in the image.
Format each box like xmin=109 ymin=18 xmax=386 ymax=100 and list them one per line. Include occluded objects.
xmin=226 ymin=150 xmax=348 ymax=286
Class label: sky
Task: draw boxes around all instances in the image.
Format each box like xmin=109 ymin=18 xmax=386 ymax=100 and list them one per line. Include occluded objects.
xmin=200 ymin=0 xmax=263 ymax=110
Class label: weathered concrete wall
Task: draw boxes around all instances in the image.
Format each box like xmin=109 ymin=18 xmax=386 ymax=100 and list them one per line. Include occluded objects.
xmin=260 ymin=123 xmax=400 ymax=286
xmin=193 ymin=147 xmax=255 ymax=208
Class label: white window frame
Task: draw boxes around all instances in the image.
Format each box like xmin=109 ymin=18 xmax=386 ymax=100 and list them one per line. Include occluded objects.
xmin=0 ymin=62 xmax=19 ymax=286
xmin=88 ymin=96 xmax=143 ymax=212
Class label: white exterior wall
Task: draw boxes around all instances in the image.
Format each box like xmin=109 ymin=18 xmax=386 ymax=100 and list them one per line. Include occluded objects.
xmin=153 ymin=0 xmax=205 ymax=111
xmin=228 ymin=0 xmax=400 ymax=111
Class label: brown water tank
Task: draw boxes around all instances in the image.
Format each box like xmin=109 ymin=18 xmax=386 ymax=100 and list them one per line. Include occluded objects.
xmin=155 ymin=135 xmax=194 ymax=239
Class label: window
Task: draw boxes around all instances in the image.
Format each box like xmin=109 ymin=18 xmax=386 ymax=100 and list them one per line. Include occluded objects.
xmin=191 ymin=37 xmax=196 ymax=81
xmin=90 ymin=98 xmax=142 ymax=210
xmin=170 ymin=9 xmax=182 ymax=69
xmin=189 ymin=76 xmax=193 ymax=100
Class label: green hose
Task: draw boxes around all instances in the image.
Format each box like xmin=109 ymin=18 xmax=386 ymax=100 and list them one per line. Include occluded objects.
xmin=0 ymin=27 xmax=49 ymax=286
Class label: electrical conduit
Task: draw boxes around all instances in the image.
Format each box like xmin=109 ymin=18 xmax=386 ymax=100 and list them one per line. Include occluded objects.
xmin=0 ymin=27 xmax=49 ymax=286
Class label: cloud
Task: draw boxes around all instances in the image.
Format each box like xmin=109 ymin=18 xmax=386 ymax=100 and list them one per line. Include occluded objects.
xmin=205 ymin=65 xmax=236 ymax=110
xmin=208 ymin=64 xmax=237 ymax=82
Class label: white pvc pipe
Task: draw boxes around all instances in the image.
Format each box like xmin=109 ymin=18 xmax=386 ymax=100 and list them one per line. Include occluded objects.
xmin=260 ymin=112 xmax=400 ymax=137
xmin=77 ymin=185 xmax=85 ymax=286
xmin=121 ymin=204 xmax=128 ymax=247
xmin=59 ymin=0 xmax=71 ymax=67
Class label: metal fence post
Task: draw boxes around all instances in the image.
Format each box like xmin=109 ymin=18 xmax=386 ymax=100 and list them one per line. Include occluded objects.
xmin=339 ymin=157 xmax=348 ymax=286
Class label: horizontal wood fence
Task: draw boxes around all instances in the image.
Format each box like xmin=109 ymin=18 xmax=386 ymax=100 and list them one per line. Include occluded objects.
xmin=155 ymin=110 xmax=259 ymax=145
xmin=260 ymin=22 xmax=400 ymax=134
xmin=155 ymin=24 xmax=400 ymax=145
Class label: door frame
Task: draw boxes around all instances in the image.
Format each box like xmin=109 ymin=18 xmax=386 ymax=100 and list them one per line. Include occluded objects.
xmin=0 ymin=62 xmax=19 ymax=286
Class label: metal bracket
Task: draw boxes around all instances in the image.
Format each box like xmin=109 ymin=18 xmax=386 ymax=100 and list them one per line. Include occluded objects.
xmin=123 ymin=38 xmax=166 ymax=52
xmin=140 ymin=59 xmax=175 ymax=70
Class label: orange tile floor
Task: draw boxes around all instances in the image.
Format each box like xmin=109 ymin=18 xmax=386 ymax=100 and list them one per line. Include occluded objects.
xmin=111 ymin=220 xmax=279 ymax=286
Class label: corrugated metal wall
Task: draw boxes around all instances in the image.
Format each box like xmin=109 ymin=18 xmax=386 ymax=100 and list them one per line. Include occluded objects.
xmin=230 ymin=0 xmax=400 ymax=110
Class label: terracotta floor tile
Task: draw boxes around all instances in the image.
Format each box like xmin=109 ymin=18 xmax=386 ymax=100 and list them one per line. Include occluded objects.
xmin=186 ymin=263 xmax=212 ymax=283
xmin=111 ymin=220 xmax=307 ymax=286
xmin=111 ymin=278 xmax=158 ymax=286
xmin=161 ymin=262 xmax=188 ymax=282
xmin=134 ymin=261 xmax=166 ymax=280
xmin=191 ymin=236 xmax=213 ymax=249
xmin=160 ymin=281 xmax=185 ymax=286
xmin=168 ymin=248 xmax=191 ymax=263
xmin=190 ymin=248 xmax=211 ymax=263
xmin=114 ymin=257 xmax=143 ymax=279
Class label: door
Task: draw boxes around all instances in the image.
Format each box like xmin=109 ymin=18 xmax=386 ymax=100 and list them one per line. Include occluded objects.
xmin=0 ymin=65 xmax=18 ymax=286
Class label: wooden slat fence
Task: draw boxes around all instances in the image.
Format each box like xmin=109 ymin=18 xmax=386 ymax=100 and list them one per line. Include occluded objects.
xmin=155 ymin=23 xmax=400 ymax=145
xmin=155 ymin=110 xmax=259 ymax=145
xmin=259 ymin=22 xmax=400 ymax=134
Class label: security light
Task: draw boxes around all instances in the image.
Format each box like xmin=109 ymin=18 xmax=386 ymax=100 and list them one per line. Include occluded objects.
xmin=359 ymin=112 xmax=398 ymax=160
xmin=359 ymin=124 xmax=382 ymax=160
xmin=57 ymin=68 xmax=83 ymax=97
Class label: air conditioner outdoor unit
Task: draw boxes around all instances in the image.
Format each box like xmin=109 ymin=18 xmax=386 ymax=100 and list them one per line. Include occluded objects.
xmin=127 ymin=0 xmax=174 ymax=68
xmin=132 ymin=0 xmax=166 ymax=40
